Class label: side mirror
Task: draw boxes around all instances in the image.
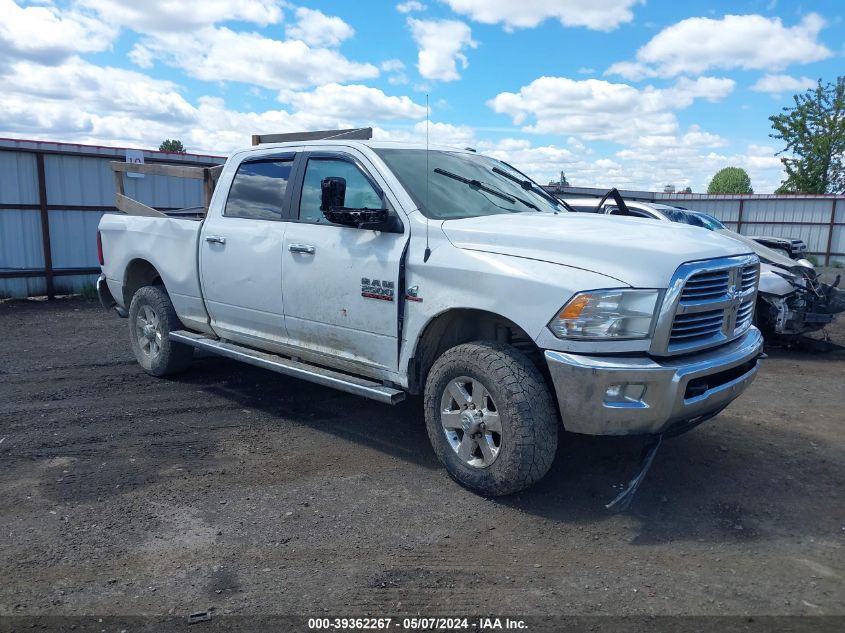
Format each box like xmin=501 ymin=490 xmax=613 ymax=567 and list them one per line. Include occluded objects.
xmin=320 ymin=176 xmax=395 ymax=230
xmin=320 ymin=176 xmax=346 ymax=212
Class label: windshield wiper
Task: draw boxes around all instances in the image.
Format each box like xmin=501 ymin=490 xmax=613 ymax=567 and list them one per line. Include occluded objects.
xmin=433 ymin=168 xmax=518 ymax=205
xmin=492 ymin=166 xmax=534 ymax=191
xmin=492 ymin=165 xmax=575 ymax=212
xmin=493 ymin=160 xmax=576 ymax=213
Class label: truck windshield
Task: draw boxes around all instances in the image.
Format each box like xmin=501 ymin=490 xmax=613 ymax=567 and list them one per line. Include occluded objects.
xmin=374 ymin=149 xmax=563 ymax=219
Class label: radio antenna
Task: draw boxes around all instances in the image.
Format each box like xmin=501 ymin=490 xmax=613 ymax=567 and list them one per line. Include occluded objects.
xmin=423 ymin=93 xmax=432 ymax=263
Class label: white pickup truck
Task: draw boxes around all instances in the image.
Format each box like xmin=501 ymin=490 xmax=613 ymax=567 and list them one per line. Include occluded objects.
xmin=97 ymin=139 xmax=763 ymax=496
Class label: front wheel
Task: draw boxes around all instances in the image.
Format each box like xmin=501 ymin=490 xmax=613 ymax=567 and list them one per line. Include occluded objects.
xmin=423 ymin=341 xmax=559 ymax=496
xmin=128 ymin=285 xmax=193 ymax=376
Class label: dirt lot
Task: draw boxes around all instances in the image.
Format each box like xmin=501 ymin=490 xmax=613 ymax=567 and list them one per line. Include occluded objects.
xmin=0 ymin=297 xmax=843 ymax=617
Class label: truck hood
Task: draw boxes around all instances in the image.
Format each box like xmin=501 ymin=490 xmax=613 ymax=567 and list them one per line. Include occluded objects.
xmin=441 ymin=213 xmax=753 ymax=288
xmin=714 ymin=228 xmax=800 ymax=269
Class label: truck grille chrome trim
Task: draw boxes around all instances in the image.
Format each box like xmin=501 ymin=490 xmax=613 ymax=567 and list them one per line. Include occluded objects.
xmin=651 ymin=255 xmax=760 ymax=357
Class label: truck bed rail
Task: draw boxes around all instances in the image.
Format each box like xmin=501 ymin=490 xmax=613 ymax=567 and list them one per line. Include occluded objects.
xmin=110 ymin=161 xmax=224 ymax=217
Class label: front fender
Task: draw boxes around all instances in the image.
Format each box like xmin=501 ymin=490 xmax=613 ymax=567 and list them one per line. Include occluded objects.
xmin=758 ymin=267 xmax=796 ymax=297
xmin=399 ymin=236 xmax=635 ymax=382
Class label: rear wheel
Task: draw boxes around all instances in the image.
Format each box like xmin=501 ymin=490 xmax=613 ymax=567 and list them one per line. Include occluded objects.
xmin=128 ymin=285 xmax=193 ymax=376
xmin=424 ymin=341 xmax=558 ymax=496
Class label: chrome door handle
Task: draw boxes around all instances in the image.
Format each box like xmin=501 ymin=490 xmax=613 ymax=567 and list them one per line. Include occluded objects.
xmin=205 ymin=235 xmax=226 ymax=244
xmin=289 ymin=244 xmax=316 ymax=254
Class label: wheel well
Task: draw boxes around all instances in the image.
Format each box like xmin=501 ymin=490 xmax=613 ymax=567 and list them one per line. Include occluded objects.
xmin=123 ymin=259 xmax=163 ymax=307
xmin=407 ymin=309 xmax=544 ymax=394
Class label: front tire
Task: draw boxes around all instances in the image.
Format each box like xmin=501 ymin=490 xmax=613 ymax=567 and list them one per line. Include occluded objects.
xmin=128 ymin=285 xmax=193 ymax=376
xmin=424 ymin=341 xmax=559 ymax=496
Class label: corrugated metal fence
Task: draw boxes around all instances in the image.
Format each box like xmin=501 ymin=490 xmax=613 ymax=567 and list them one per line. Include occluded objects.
xmin=554 ymin=186 xmax=845 ymax=265
xmin=0 ymin=138 xmax=224 ymax=298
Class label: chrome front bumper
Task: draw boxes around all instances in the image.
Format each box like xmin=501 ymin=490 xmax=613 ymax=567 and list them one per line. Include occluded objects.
xmin=545 ymin=327 xmax=764 ymax=436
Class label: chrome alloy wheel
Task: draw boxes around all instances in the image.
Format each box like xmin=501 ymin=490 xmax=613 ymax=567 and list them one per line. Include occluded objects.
xmin=135 ymin=304 xmax=162 ymax=359
xmin=440 ymin=376 xmax=502 ymax=468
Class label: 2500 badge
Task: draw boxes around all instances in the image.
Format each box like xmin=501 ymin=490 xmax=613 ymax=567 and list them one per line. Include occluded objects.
xmin=361 ymin=278 xmax=394 ymax=302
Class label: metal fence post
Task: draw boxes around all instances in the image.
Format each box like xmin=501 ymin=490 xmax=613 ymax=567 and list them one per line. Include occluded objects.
xmin=737 ymin=198 xmax=744 ymax=234
xmin=825 ymin=198 xmax=836 ymax=266
xmin=35 ymin=153 xmax=55 ymax=299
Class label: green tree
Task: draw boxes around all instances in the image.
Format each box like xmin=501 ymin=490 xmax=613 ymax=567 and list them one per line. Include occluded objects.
xmin=159 ymin=139 xmax=186 ymax=153
xmin=770 ymin=77 xmax=845 ymax=194
xmin=707 ymin=167 xmax=753 ymax=194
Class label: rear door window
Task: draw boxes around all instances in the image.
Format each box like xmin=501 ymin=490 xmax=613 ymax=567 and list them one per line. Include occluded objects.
xmin=225 ymin=159 xmax=294 ymax=220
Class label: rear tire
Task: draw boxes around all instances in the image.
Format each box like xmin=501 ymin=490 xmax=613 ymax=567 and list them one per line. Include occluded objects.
xmin=128 ymin=285 xmax=193 ymax=376
xmin=424 ymin=341 xmax=558 ymax=496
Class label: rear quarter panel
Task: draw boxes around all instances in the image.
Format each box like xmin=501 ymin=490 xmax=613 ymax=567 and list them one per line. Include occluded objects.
xmin=98 ymin=213 xmax=211 ymax=333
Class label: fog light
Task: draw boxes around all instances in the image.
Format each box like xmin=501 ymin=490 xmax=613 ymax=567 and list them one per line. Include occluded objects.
xmin=604 ymin=383 xmax=646 ymax=404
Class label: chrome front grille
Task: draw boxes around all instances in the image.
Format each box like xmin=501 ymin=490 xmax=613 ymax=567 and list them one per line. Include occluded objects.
xmin=735 ymin=299 xmax=755 ymax=334
xmin=680 ymin=270 xmax=730 ymax=302
xmin=740 ymin=265 xmax=758 ymax=292
xmin=670 ymin=308 xmax=724 ymax=343
xmin=652 ymin=255 xmax=760 ymax=356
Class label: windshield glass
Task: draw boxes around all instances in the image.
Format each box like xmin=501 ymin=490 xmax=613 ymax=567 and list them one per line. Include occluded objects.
xmin=374 ymin=149 xmax=562 ymax=219
xmin=661 ymin=208 xmax=725 ymax=230
xmin=693 ymin=212 xmax=726 ymax=230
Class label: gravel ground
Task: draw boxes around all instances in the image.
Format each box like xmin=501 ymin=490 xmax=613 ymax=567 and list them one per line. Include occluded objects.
xmin=0 ymin=297 xmax=843 ymax=617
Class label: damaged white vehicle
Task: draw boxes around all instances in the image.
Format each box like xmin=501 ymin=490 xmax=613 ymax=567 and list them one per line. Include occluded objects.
xmin=563 ymin=194 xmax=845 ymax=341
xmin=97 ymin=137 xmax=765 ymax=502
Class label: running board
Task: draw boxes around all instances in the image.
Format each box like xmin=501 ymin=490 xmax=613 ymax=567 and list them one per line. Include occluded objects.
xmin=170 ymin=330 xmax=406 ymax=405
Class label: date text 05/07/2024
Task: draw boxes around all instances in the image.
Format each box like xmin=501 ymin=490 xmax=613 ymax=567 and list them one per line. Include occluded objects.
xmin=307 ymin=617 xmax=528 ymax=630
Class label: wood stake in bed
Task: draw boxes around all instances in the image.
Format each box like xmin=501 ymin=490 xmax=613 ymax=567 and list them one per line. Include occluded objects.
xmin=110 ymin=161 xmax=223 ymax=217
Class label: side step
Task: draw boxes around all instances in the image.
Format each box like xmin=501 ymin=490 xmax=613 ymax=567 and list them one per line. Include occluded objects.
xmin=170 ymin=330 xmax=406 ymax=405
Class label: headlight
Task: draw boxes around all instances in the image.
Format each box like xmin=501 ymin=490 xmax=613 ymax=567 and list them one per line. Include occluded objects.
xmin=549 ymin=289 xmax=660 ymax=339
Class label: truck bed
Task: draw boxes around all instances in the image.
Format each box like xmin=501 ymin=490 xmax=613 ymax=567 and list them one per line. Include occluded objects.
xmin=98 ymin=213 xmax=211 ymax=333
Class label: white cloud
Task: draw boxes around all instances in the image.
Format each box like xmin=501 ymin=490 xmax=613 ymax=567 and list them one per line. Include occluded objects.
xmin=607 ymin=13 xmax=832 ymax=79
xmin=13 ymin=0 xmax=376 ymax=91
xmin=479 ymin=138 xmax=577 ymax=177
xmin=396 ymin=1 xmax=426 ymax=13
xmin=381 ymin=59 xmax=405 ymax=72
xmin=606 ymin=134 xmax=785 ymax=192
xmin=441 ymin=0 xmax=642 ymax=31
xmin=285 ymin=7 xmax=354 ymax=47
xmin=567 ymin=137 xmax=588 ymax=152
xmin=408 ymin=18 xmax=477 ymax=81
xmin=381 ymin=59 xmax=409 ymax=85
xmin=0 ymin=0 xmax=117 ymax=64
xmin=742 ymin=144 xmax=783 ymax=170
xmin=0 ymin=57 xmax=197 ymax=138
xmin=373 ymin=121 xmax=476 ymax=147
xmin=77 ymin=0 xmax=283 ymax=31
xmin=278 ymin=83 xmax=426 ymax=120
xmin=132 ymin=26 xmax=379 ymax=90
xmin=473 ymin=127 xmax=742 ymax=192
xmin=750 ymin=74 xmax=816 ymax=95
xmin=487 ymin=75 xmax=734 ymax=142
xmin=128 ymin=43 xmax=154 ymax=68
xmin=0 ymin=56 xmax=422 ymax=153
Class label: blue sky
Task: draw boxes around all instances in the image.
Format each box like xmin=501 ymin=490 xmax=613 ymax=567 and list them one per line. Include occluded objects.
xmin=1 ymin=0 xmax=843 ymax=192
